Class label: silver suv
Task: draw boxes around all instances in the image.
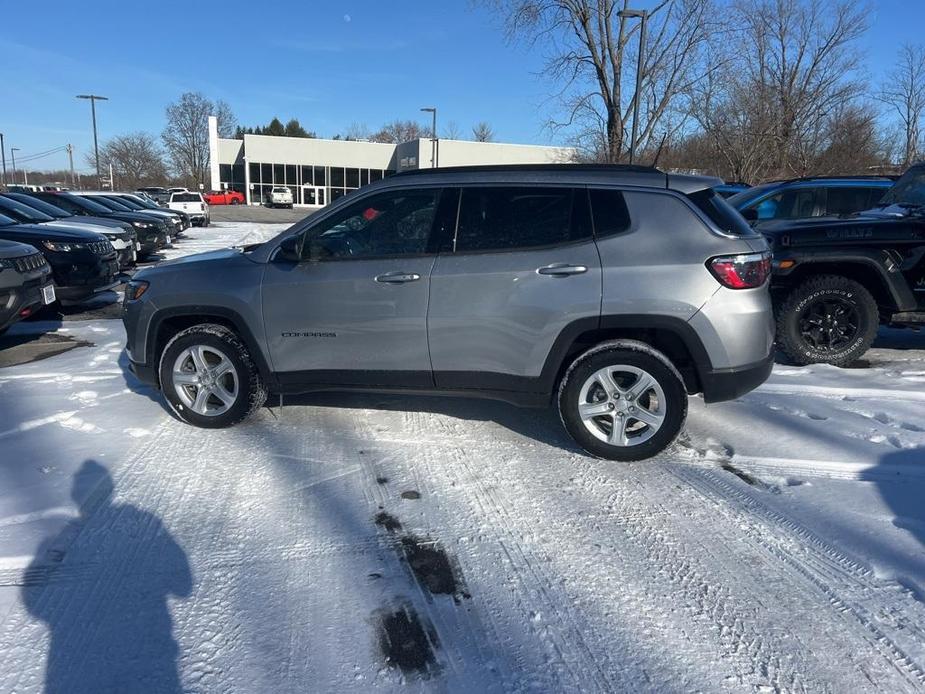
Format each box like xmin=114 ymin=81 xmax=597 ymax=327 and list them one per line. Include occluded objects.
xmin=123 ymin=165 xmax=774 ymax=460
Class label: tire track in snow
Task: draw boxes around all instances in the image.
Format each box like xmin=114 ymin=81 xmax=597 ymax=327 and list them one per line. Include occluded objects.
xmin=669 ymin=463 xmax=925 ymax=691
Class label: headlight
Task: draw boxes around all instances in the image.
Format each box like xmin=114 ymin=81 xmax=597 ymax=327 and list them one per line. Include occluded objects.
xmin=42 ymin=240 xmax=80 ymax=252
xmin=132 ymin=221 xmax=154 ymax=229
xmin=0 ymin=258 xmax=13 ymax=270
xmin=125 ymin=279 xmax=150 ymax=301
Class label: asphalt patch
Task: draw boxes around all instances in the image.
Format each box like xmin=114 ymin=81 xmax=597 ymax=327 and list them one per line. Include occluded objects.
xmin=377 ymin=604 xmax=438 ymax=675
xmin=0 ymin=332 xmax=91 ymax=368
xmin=400 ymin=536 xmax=469 ymax=600
xmin=374 ymin=511 xmax=403 ymax=533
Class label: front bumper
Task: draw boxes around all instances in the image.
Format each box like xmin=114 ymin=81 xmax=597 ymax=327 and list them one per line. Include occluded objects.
xmin=0 ymin=273 xmax=52 ymax=330
xmin=700 ymin=351 xmax=774 ymax=403
xmin=50 ymin=252 xmax=121 ymax=301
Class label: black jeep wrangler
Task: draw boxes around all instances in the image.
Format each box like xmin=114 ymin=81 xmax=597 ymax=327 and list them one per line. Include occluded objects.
xmin=763 ymin=164 xmax=925 ymax=366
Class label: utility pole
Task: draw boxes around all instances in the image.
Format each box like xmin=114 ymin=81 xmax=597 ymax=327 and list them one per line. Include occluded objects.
xmin=0 ymin=132 xmax=6 ymax=187
xmin=108 ymin=162 xmax=114 ymax=190
xmin=618 ymin=7 xmax=648 ymax=165
xmin=67 ymin=144 xmax=75 ymax=188
xmin=10 ymin=148 xmax=19 ymax=185
xmin=420 ymin=107 xmax=437 ymax=168
xmin=76 ymin=94 xmax=109 ymax=187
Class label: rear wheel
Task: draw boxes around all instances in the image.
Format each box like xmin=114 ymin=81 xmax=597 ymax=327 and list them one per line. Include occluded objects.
xmin=777 ymin=275 xmax=878 ymax=367
xmin=158 ymin=324 xmax=266 ymax=428
xmin=558 ymin=342 xmax=687 ymax=461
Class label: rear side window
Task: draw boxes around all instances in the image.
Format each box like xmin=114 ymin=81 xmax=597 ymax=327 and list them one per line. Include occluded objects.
xmin=589 ymin=188 xmax=631 ymax=237
xmin=454 ymin=187 xmax=581 ymax=253
xmin=687 ymin=189 xmax=758 ymax=236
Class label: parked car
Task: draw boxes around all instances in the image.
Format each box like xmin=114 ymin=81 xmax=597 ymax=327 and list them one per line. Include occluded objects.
xmin=727 ymin=176 xmax=895 ymax=225
xmin=765 ymin=165 xmax=925 ymax=367
xmin=123 ymin=164 xmax=774 ymax=461
xmin=77 ymin=192 xmax=185 ymax=238
xmin=112 ymin=193 xmax=191 ymax=230
xmin=27 ymin=192 xmax=170 ymax=257
xmin=204 ymin=190 xmax=245 ymax=206
xmin=0 ymin=212 xmax=119 ymax=303
xmin=136 ymin=187 xmax=170 ymax=205
xmin=168 ymin=192 xmax=210 ymax=226
xmin=714 ymin=182 xmax=750 ymax=198
xmin=266 ymin=186 xmax=294 ymax=209
xmin=0 ymin=194 xmax=138 ymax=269
xmin=0 ymin=239 xmax=54 ymax=335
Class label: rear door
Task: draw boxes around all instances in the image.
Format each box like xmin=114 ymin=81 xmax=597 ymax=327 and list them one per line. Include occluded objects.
xmin=427 ymin=186 xmax=601 ymax=393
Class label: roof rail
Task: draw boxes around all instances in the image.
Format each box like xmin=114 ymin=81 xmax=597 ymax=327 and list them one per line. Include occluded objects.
xmin=768 ymin=174 xmax=896 ymax=184
xmin=394 ymin=163 xmax=662 ymax=176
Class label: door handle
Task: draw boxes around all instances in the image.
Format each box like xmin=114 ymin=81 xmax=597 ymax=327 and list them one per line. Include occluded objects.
xmin=375 ymin=271 xmax=421 ymax=284
xmin=536 ymin=263 xmax=588 ymax=277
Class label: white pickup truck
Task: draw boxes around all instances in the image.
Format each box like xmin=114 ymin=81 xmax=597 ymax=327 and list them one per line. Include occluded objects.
xmin=168 ymin=192 xmax=210 ymax=227
xmin=266 ymin=186 xmax=294 ymax=209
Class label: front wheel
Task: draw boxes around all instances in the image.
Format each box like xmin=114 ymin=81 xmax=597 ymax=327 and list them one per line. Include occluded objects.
xmin=558 ymin=342 xmax=687 ymax=461
xmin=777 ymin=275 xmax=879 ymax=367
xmin=158 ymin=324 xmax=266 ymax=428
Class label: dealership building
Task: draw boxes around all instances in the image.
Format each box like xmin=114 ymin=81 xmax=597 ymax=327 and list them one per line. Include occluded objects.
xmin=207 ymin=116 xmax=576 ymax=207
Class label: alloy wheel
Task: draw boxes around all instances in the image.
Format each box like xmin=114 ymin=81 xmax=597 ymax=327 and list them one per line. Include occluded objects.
xmin=798 ymin=297 xmax=860 ymax=352
xmin=171 ymin=345 xmax=239 ymax=416
xmin=577 ymin=365 xmax=666 ymax=447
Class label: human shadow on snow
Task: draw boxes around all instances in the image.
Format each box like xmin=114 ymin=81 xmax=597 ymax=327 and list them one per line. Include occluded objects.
xmin=22 ymin=460 xmax=192 ymax=693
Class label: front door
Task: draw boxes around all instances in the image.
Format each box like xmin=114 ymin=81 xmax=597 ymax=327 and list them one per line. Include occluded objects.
xmin=262 ymin=187 xmax=443 ymax=388
xmin=428 ymin=186 xmax=602 ymax=392
xmin=302 ymin=186 xmax=326 ymax=207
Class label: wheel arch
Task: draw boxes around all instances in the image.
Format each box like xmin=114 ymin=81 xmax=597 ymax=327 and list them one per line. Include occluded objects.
xmin=540 ymin=315 xmax=711 ymax=397
xmin=147 ymin=307 xmax=274 ymax=389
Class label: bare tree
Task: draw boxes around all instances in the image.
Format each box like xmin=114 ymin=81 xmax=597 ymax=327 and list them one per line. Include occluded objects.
xmin=878 ymin=44 xmax=925 ymax=167
xmin=162 ymin=92 xmax=237 ymax=186
xmin=472 ymin=121 xmax=495 ymax=142
xmin=443 ymin=120 xmax=462 ymax=139
xmin=214 ymin=99 xmax=237 ymax=139
xmin=91 ymin=132 xmax=168 ymax=190
xmin=344 ymin=122 xmax=371 ymax=141
xmin=484 ymin=0 xmax=720 ymax=162
xmin=369 ymin=120 xmax=432 ymax=143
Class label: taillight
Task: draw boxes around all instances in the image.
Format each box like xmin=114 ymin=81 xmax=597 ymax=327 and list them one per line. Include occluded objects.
xmin=707 ymin=252 xmax=771 ymax=289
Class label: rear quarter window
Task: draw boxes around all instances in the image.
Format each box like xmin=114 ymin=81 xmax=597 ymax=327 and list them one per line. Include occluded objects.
xmin=686 ymin=189 xmax=759 ymax=237
xmin=588 ymin=188 xmax=631 ymax=237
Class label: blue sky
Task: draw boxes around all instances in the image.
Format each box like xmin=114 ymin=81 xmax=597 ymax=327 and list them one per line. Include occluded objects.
xmin=1 ymin=0 xmax=921 ymax=173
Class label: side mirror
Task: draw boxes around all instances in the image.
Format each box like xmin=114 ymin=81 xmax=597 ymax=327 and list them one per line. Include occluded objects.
xmin=740 ymin=207 xmax=759 ymax=223
xmin=275 ymin=235 xmax=302 ymax=263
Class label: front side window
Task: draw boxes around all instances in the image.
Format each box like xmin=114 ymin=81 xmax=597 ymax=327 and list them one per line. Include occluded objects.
xmin=824 ymin=187 xmax=877 ymax=216
xmin=454 ymin=187 xmax=576 ymax=253
xmin=299 ymin=189 xmax=439 ymax=261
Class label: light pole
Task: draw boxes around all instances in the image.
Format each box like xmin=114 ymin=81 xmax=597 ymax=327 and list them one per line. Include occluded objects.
xmin=420 ymin=107 xmax=437 ymax=168
xmin=10 ymin=148 xmax=20 ymax=185
xmin=77 ymin=94 xmax=109 ymax=187
xmin=618 ymin=8 xmax=648 ymax=165
xmin=0 ymin=133 xmax=6 ymax=187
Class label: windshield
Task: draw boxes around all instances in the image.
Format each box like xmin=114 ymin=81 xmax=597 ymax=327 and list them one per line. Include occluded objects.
xmin=879 ymin=167 xmax=923 ymax=206
xmin=726 ymin=182 xmax=778 ymax=209
xmin=4 ymin=193 xmax=70 ymax=218
xmin=108 ymin=196 xmax=143 ymax=210
xmin=86 ymin=196 xmax=131 ymax=212
xmin=63 ymin=194 xmax=112 ymax=215
xmin=0 ymin=197 xmax=55 ymax=223
xmin=273 ymin=187 xmax=289 ymax=193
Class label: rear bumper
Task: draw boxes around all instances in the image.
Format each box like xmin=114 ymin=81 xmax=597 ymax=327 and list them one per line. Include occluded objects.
xmin=700 ymin=352 xmax=774 ymax=403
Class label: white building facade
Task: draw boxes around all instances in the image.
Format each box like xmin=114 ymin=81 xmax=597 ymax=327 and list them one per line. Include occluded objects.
xmin=208 ymin=117 xmax=576 ymax=207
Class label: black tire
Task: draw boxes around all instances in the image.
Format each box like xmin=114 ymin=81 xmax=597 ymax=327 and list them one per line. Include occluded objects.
xmin=231 ymin=199 xmax=241 ymax=205
xmin=158 ymin=323 xmax=266 ymax=428
xmin=777 ymin=275 xmax=878 ymax=367
xmin=558 ymin=341 xmax=687 ymax=461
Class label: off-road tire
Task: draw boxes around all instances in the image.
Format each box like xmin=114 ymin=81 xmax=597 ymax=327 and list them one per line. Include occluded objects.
xmin=777 ymin=275 xmax=878 ymax=367
xmin=558 ymin=340 xmax=687 ymax=461
xmin=158 ymin=323 xmax=266 ymax=428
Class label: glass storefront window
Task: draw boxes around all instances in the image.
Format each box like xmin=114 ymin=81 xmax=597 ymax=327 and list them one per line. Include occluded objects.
xmin=331 ymin=167 xmax=345 ymax=187
xmin=301 ymin=166 xmax=313 ymax=186
xmin=250 ymin=163 xmax=261 ymax=184
xmin=261 ymin=163 xmax=272 ymax=184
xmin=314 ymin=166 xmax=327 ymax=186
xmin=273 ymin=164 xmax=284 ymax=184
xmin=286 ymin=165 xmax=297 ymax=185
xmin=369 ymin=169 xmax=383 ymax=183
xmin=346 ymin=168 xmax=360 ymax=188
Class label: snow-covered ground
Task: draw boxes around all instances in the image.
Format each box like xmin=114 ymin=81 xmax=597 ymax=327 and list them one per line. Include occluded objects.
xmin=1 ymin=222 xmax=924 ymax=692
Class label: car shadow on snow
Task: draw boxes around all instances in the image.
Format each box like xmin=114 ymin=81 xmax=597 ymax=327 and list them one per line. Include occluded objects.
xmin=21 ymin=460 xmax=191 ymax=693
xmin=875 ymin=446 xmax=925 ymax=596
xmin=279 ymin=391 xmax=583 ymax=454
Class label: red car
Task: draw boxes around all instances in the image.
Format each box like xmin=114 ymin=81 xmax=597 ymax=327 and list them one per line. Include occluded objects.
xmin=204 ymin=190 xmax=245 ymax=205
